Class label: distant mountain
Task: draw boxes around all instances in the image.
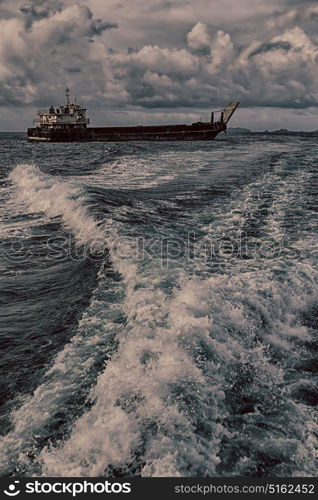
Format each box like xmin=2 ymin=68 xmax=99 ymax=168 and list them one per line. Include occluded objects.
xmin=264 ymin=128 xmax=318 ymax=136
xmin=227 ymin=127 xmax=318 ymax=137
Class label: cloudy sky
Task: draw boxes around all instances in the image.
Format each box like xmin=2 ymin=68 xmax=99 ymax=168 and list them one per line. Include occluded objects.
xmin=1 ymin=0 xmax=318 ymax=130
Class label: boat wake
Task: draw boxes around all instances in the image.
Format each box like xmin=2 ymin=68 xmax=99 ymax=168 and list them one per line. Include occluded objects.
xmin=0 ymin=151 xmax=317 ymax=477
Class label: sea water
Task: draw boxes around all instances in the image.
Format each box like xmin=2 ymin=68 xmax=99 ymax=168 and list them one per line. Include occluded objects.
xmin=0 ymin=133 xmax=317 ymax=477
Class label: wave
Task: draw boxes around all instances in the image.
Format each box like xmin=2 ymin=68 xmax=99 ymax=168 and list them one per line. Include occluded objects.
xmin=9 ymin=164 xmax=104 ymax=244
xmin=2 ymin=157 xmax=317 ymax=477
xmin=38 ymin=258 xmax=318 ymax=477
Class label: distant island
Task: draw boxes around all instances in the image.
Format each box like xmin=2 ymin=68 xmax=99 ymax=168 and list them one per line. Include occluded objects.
xmin=228 ymin=127 xmax=318 ymax=137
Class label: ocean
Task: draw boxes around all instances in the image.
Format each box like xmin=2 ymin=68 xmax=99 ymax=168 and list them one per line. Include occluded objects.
xmin=0 ymin=133 xmax=317 ymax=477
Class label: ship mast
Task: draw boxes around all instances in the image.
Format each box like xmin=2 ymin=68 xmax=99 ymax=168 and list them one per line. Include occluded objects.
xmin=65 ymin=87 xmax=70 ymax=107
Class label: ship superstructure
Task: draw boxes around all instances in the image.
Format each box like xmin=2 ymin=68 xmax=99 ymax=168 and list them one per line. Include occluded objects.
xmin=28 ymin=90 xmax=239 ymax=142
xmin=29 ymin=88 xmax=89 ymax=141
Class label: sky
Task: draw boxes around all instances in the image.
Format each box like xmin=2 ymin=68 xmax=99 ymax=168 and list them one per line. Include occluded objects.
xmin=0 ymin=0 xmax=318 ymax=131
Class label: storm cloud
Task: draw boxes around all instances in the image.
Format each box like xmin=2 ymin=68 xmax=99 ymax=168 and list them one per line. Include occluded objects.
xmin=0 ymin=0 xmax=317 ymax=129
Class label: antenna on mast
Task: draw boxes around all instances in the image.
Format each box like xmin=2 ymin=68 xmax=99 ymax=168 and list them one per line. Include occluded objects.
xmin=65 ymin=87 xmax=70 ymax=107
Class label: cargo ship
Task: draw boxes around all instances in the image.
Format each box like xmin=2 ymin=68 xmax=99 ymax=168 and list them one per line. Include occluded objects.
xmin=27 ymin=89 xmax=239 ymax=142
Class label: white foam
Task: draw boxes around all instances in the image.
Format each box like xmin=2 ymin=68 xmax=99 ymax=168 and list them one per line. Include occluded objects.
xmin=39 ymin=273 xmax=226 ymax=477
xmin=0 ymin=261 xmax=127 ymax=474
xmin=3 ymin=156 xmax=318 ymax=477
xmin=9 ymin=164 xmax=104 ymax=243
xmin=38 ymin=254 xmax=318 ymax=476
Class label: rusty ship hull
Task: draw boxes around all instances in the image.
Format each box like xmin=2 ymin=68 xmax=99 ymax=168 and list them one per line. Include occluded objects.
xmin=27 ymin=122 xmax=227 ymax=142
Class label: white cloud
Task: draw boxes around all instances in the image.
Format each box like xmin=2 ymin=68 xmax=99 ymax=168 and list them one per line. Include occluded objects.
xmin=187 ymin=22 xmax=211 ymax=51
xmin=120 ymin=45 xmax=199 ymax=75
xmin=209 ymin=30 xmax=234 ymax=70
